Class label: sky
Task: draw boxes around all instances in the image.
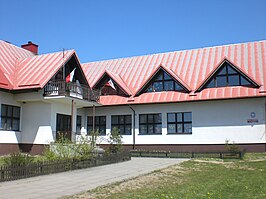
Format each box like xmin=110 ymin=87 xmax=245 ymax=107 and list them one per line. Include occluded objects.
xmin=0 ymin=0 xmax=266 ymax=63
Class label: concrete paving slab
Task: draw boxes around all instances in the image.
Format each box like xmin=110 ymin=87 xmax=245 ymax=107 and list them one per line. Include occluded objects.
xmin=0 ymin=157 xmax=188 ymax=199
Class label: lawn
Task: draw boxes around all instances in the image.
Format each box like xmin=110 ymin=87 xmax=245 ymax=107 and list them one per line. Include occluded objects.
xmin=69 ymin=153 xmax=266 ymax=199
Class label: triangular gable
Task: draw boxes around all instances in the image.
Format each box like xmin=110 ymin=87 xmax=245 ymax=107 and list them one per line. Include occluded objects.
xmin=136 ymin=65 xmax=191 ymax=96
xmin=106 ymin=70 xmax=132 ymax=95
xmin=93 ymin=70 xmax=132 ymax=96
xmin=0 ymin=68 xmax=12 ymax=89
xmin=195 ymin=58 xmax=260 ymax=92
xmin=63 ymin=52 xmax=91 ymax=87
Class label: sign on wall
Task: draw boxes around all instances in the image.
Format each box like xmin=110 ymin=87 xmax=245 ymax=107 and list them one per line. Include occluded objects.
xmin=247 ymin=112 xmax=259 ymax=123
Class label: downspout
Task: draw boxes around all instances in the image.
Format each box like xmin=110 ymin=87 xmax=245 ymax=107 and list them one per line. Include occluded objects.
xmin=92 ymin=105 xmax=95 ymax=133
xmin=265 ymin=101 xmax=266 ymax=152
xmin=71 ymin=99 xmax=74 ymax=141
xmin=129 ymin=105 xmax=136 ymax=150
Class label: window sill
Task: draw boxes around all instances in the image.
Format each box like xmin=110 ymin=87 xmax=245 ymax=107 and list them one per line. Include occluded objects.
xmin=167 ymin=133 xmax=192 ymax=135
xmin=0 ymin=129 xmax=21 ymax=132
xmin=138 ymin=133 xmax=162 ymax=135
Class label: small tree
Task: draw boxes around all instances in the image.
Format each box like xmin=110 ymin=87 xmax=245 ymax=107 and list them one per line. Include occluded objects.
xmin=225 ymin=139 xmax=241 ymax=153
xmin=89 ymin=129 xmax=99 ymax=149
xmin=106 ymin=127 xmax=123 ymax=154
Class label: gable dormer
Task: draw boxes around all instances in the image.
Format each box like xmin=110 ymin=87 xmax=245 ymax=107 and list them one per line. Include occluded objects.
xmin=51 ymin=53 xmax=89 ymax=86
xmin=136 ymin=66 xmax=190 ymax=95
xmin=93 ymin=70 xmax=131 ymax=97
xmin=196 ymin=59 xmax=260 ymax=92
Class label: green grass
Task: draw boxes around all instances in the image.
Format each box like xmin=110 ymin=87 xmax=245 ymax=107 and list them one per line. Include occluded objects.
xmin=70 ymin=153 xmax=266 ymax=199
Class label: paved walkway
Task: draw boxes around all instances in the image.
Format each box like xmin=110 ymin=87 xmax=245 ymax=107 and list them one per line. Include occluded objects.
xmin=0 ymin=157 xmax=187 ymax=199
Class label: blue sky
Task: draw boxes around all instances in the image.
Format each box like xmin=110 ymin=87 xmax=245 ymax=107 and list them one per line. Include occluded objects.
xmin=0 ymin=0 xmax=266 ymax=63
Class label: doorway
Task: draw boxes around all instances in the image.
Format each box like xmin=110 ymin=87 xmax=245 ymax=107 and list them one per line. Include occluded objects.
xmin=56 ymin=113 xmax=72 ymax=141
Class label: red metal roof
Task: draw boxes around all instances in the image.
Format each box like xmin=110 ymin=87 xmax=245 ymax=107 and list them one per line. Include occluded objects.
xmin=0 ymin=40 xmax=75 ymax=90
xmin=0 ymin=40 xmax=34 ymax=88
xmin=1 ymin=39 xmax=266 ymax=105
xmin=82 ymin=40 xmax=266 ymax=105
xmin=15 ymin=50 xmax=74 ymax=89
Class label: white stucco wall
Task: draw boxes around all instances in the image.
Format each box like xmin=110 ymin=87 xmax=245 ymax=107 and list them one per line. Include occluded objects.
xmin=85 ymin=98 xmax=266 ymax=145
xmin=21 ymin=102 xmax=53 ymax=144
xmin=0 ymin=91 xmax=22 ymax=143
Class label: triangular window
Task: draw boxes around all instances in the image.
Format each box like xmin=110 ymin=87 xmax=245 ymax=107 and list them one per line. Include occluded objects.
xmin=204 ymin=62 xmax=254 ymax=89
xmin=94 ymin=74 xmax=128 ymax=97
xmin=144 ymin=69 xmax=186 ymax=93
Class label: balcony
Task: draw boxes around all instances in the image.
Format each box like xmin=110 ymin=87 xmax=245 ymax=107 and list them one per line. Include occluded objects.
xmin=43 ymin=80 xmax=100 ymax=101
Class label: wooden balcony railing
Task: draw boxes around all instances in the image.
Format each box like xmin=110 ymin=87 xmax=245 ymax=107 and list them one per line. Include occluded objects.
xmin=43 ymin=80 xmax=100 ymax=101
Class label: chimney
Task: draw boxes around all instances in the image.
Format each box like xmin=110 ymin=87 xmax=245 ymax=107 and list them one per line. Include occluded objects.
xmin=21 ymin=41 xmax=38 ymax=55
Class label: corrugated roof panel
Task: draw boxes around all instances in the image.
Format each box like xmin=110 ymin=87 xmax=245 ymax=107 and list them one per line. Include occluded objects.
xmin=2 ymin=40 xmax=264 ymax=104
xmin=0 ymin=40 xmax=34 ymax=89
xmin=15 ymin=50 xmax=74 ymax=89
xmin=80 ymin=40 xmax=266 ymax=106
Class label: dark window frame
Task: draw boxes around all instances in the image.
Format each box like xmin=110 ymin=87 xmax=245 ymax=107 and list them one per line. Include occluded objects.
xmin=167 ymin=112 xmax=192 ymax=134
xmin=111 ymin=115 xmax=132 ymax=135
xmin=146 ymin=70 xmax=184 ymax=93
xmin=76 ymin=115 xmax=82 ymax=134
xmin=205 ymin=63 xmax=252 ymax=88
xmin=87 ymin=116 xmax=106 ymax=135
xmin=139 ymin=113 xmax=162 ymax=135
xmin=94 ymin=76 xmax=128 ymax=97
xmin=1 ymin=104 xmax=21 ymax=131
xmin=101 ymin=84 xmax=126 ymax=96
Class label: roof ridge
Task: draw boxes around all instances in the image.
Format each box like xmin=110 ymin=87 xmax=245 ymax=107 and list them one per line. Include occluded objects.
xmin=82 ymin=40 xmax=266 ymax=64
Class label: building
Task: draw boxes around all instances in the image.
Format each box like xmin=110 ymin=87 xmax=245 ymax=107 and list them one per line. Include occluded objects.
xmin=0 ymin=40 xmax=265 ymax=155
xmin=0 ymin=41 xmax=99 ymax=155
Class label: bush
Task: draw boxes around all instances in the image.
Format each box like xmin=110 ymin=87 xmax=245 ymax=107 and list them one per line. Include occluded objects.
xmin=225 ymin=139 xmax=241 ymax=153
xmin=106 ymin=127 xmax=123 ymax=154
xmin=3 ymin=152 xmax=34 ymax=167
xmin=42 ymin=146 xmax=58 ymax=161
xmin=44 ymin=132 xmax=98 ymax=161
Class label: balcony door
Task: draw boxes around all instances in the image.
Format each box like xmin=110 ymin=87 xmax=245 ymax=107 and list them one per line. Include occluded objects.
xmin=56 ymin=113 xmax=72 ymax=141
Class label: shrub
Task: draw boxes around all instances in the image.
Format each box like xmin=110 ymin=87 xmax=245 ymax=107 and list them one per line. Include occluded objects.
xmin=3 ymin=152 xmax=34 ymax=167
xmin=75 ymin=135 xmax=94 ymax=160
xmin=45 ymin=132 xmax=98 ymax=161
xmin=42 ymin=146 xmax=58 ymax=161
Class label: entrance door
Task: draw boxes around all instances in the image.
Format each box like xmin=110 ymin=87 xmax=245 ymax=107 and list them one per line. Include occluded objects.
xmin=56 ymin=113 xmax=72 ymax=141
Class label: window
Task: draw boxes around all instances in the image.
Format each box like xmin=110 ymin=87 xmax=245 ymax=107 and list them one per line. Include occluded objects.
xmin=1 ymin=104 xmax=20 ymax=131
xmin=76 ymin=115 xmax=82 ymax=133
xmin=205 ymin=63 xmax=253 ymax=88
xmin=87 ymin=116 xmax=106 ymax=135
xmin=167 ymin=112 xmax=192 ymax=134
xmin=95 ymin=76 xmax=127 ymax=97
xmin=139 ymin=113 xmax=162 ymax=134
xmin=111 ymin=115 xmax=132 ymax=135
xmin=101 ymin=84 xmax=126 ymax=96
xmin=146 ymin=70 xmax=184 ymax=93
